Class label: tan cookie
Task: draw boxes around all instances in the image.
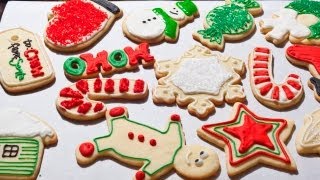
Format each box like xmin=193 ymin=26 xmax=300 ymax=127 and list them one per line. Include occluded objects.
xmin=56 ymin=78 xmax=148 ymax=121
xmin=44 ymin=0 xmax=122 ymax=53
xmin=0 ymin=28 xmax=55 ymax=93
xmin=75 ymin=107 xmax=220 ymax=179
xmin=153 ymin=45 xmax=246 ymax=119
xmin=122 ymin=0 xmax=199 ymax=44
xmin=0 ymin=108 xmax=57 ymax=180
xmin=197 ymin=103 xmax=296 ymax=176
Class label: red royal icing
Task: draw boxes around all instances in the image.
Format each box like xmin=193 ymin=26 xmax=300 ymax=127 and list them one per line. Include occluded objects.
xmin=109 ymin=107 xmax=125 ymax=117
xmin=77 ymin=102 xmax=92 ymax=114
xmin=24 ymin=49 xmax=44 ymax=77
xmin=104 ymin=79 xmax=115 ymax=93
xmin=60 ymin=87 xmax=83 ymax=98
xmin=253 ymin=63 xmax=268 ymax=69
xmin=287 ymin=80 xmax=302 ymax=90
xmin=93 ymin=103 xmax=104 ymax=112
xmin=80 ymin=51 xmax=112 ymax=74
xmin=254 ymin=55 xmax=269 ymax=61
xmin=282 ymin=85 xmax=294 ymax=100
xmin=128 ymin=132 xmax=134 ymax=140
xmin=254 ymin=77 xmax=270 ymax=85
xmin=135 ymin=171 xmax=145 ymax=180
xmin=76 ymin=79 xmax=89 ymax=94
xmin=149 ymin=139 xmax=157 ymax=146
xmin=171 ymin=114 xmax=181 ymax=121
xmin=272 ymin=86 xmax=279 ymax=100
xmin=287 ymin=45 xmax=320 ymax=74
xmin=46 ymin=0 xmax=108 ymax=46
xmin=254 ymin=47 xmax=270 ymax=54
xmin=259 ymin=83 xmax=273 ymax=96
xmin=124 ymin=43 xmax=155 ymax=66
xmin=254 ymin=70 xmax=269 ymax=76
xmin=94 ymin=78 xmax=102 ymax=92
xmin=119 ymin=78 xmax=129 ymax=93
xmin=138 ymin=135 xmax=145 ymax=142
xmin=61 ymin=98 xmax=83 ymax=109
xmin=133 ymin=79 xmax=145 ymax=93
xmin=79 ymin=142 xmax=95 ymax=157
xmin=288 ymin=74 xmax=299 ymax=79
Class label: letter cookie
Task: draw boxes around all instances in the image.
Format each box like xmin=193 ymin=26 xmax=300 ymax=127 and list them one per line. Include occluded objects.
xmin=56 ymin=78 xmax=148 ymax=121
xmin=122 ymin=0 xmax=198 ymax=43
xmin=197 ymin=103 xmax=296 ymax=176
xmin=193 ymin=0 xmax=262 ymax=51
xmin=0 ymin=108 xmax=57 ymax=180
xmin=260 ymin=0 xmax=320 ymax=45
xmin=76 ymin=107 xmax=220 ymax=179
xmin=286 ymin=44 xmax=320 ymax=102
xmin=0 ymin=28 xmax=55 ymax=93
xmin=64 ymin=43 xmax=155 ymax=80
xmin=44 ymin=0 xmax=122 ymax=52
xmin=249 ymin=47 xmax=304 ymax=109
xmin=153 ymin=45 xmax=246 ymax=119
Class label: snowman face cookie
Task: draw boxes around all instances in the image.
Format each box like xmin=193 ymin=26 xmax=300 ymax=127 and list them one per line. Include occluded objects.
xmin=163 ymin=6 xmax=185 ymax=21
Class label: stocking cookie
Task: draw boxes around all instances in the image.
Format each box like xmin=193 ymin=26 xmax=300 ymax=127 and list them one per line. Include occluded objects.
xmin=193 ymin=0 xmax=262 ymax=51
xmin=197 ymin=103 xmax=296 ymax=176
xmin=64 ymin=43 xmax=155 ymax=80
xmin=122 ymin=0 xmax=198 ymax=43
xmin=44 ymin=0 xmax=122 ymax=52
xmin=260 ymin=0 xmax=320 ymax=45
xmin=76 ymin=107 xmax=220 ymax=179
xmin=56 ymin=78 xmax=148 ymax=121
xmin=249 ymin=47 xmax=304 ymax=109
xmin=0 ymin=108 xmax=57 ymax=180
xmin=153 ymin=45 xmax=246 ymax=119
xmin=286 ymin=44 xmax=320 ymax=101
xmin=0 ymin=28 xmax=55 ymax=93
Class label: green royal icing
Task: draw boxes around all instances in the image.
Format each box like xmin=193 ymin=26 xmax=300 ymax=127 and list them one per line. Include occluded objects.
xmin=152 ymin=8 xmax=178 ymax=39
xmin=176 ymin=0 xmax=198 ymax=16
xmin=197 ymin=4 xmax=253 ymax=45
xmin=230 ymin=0 xmax=261 ymax=9
xmin=108 ymin=50 xmax=128 ymax=68
xmin=63 ymin=57 xmax=86 ymax=76
xmin=286 ymin=0 xmax=320 ymax=39
xmin=9 ymin=58 xmax=26 ymax=81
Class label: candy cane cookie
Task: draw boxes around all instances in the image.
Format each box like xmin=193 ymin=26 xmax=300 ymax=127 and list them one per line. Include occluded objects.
xmin=249 ymin=47 xmax=304 ymax=109
xmin=56 ymin=78 xmax=148 ymax=121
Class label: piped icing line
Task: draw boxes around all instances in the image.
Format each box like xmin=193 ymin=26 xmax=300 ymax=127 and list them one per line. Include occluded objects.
xmin=63 ymin=43 xmax=155 ymax=80
xmin=249 ymin=47 xmax=303 ymax=109
xmin=56 ymin=78 xmax=148 ymax=121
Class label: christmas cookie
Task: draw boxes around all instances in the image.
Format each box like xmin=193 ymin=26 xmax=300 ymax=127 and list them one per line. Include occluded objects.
xmin=76 ymin=107 xmax=220 ymax=179
xmin=249 ymin=47 xmax=304 ymax=109
xmin=56 ymin=78 xmax=148 ymax=121
xmin=193 ymin=0 xmax=262 ymax=51
xmin=296 ymin=109 xmax=320 ymax=154
xmin=197 ymin=103 xmax=297 ymax=176
xmin=0 ymin=108 xmax=57 ymax=180
xmin=153 ymin=45 xmax=246 ymax=119
xmin=0 ymin=28 xmax=55 ymax=93
xmin=260 ymin=0 xmax=320 ymax=45
xmin=122 ymin=0 xmax=198 ymax=43
xmin=64 ymin=43 xmax=155 ymax=80
xmin=44 ymin=0 xmax=122 ymax=52
xmin=286 ymin=44 xmax=320 ymax=101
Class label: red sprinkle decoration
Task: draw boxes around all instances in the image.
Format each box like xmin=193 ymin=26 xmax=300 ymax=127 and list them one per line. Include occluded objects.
xmin=94 ymin=78 xmax=102 ymax=92
xmin=79 ymin=142 xmax=95 ymax=157
xmin=119 ymin=78 xmax=130 ymax=93
xmin=109 ymin=107 xmax=125 ymax=117
xmin=135 ymin=171 xmax=145 ymax=180
xmin=133 ymin=79 xmax=145 ymax=93
xmin=80 ymin=51 xmax=112 ymax=74
xmin=60 ymin=87 xmax=83 ymax=98
xmin=171 ymin=114 xmax=181 ymax=121
xmin=93 ymin=103 xmax=104 ymax=112
xmin=77 ymin=102 xmax=92 ymax=114
xmin=138 ymin=135 xmax=145 ymax=142
xmin=76 ymin=79 xmax=89 ymax=94
xmin=149 ymin=139 xmax=157 ymax=146
xmin=128 ymin=132 xmax=134 ymax=140
xmin=61 ymin=98 xmax=84 ymax=109
xmin=46 ymin=0 xmax=108 ymax=46
xmin=105 ymin=79 xmax=115 ymax=93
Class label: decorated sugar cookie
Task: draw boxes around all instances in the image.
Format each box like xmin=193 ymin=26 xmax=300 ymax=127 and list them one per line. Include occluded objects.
xmin=76 ymin=107 xmax=220 ymax=179
xmin=56 ymin=78 xmax=148 ymax=121
xmin=45 ymin=0 xmax=122 ymax=52
xmin=153 ymin=45 xmax=246 ymax=119
xmin=0 ymin=28 xmax=55 ymax=93
xmin=249 ymin=47 xmax=304 ymax=109
xmin=296 ymin=109 xmax=320 ymax=155
xmin=260 ymin=0 xmax=320 ymax=45
xmin=193 ymin=0 xmax=262 ymax=51
xmin=0 ymin=108 xmax=57 ymax=180
xmin=122 ymin=0 xmax=198 ymax=43
xmin=64 ymin=43 xmax=155 ymax=80
xmin=197 ymin=103 xmax=296 ymax=176
xmin=286 ymin=44 xmax=320 ymax=102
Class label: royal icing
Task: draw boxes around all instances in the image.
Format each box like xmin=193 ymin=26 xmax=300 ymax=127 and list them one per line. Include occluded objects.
xmin=163 ymin=5 xmax=185 ymax=21
xmin=300 ymin=109 xmax=320 ymax=147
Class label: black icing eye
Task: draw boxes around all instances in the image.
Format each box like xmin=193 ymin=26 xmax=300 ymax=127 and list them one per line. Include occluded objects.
xmin=153 ymin=17 xmax=156 ymax=20
xmin=195 ymin=159 xmax=199 ymax=163
xmin=142 ymin=21 xmax=146 ymax=23
xmin=173 ymin=7 xmax=176 ymax=9
xmin=147 ymin=19 xmax=151 ymax=21
xmin=195 ymin=158 xmax=203 ymax=167
xmin=200 ymin=151 xmax=204 ymax=155
xmin=200 ymin=151 xmax=209 ymax=159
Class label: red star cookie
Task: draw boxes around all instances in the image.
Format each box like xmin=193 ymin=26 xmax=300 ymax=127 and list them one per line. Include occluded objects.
xmin=197 ymin=103 xmax=296 ymax=176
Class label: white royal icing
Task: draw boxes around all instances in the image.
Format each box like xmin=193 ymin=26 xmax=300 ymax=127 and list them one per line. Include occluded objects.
xmin=302 ymin=110 xmax=320 ymax=147
xmin=171 ymin=58 xmax=232 ymax=95
xmin=261 ymin=8 xmax=311 ymax=40
xmin=164 ymin=5 xmax=185 ymax=21
xmin=125 ymin=10 xmax=166 ymax=39
xmin=0 ymin=108 xmax=53 ymax=138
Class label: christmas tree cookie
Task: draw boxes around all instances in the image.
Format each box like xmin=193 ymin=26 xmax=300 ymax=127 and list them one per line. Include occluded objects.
xmin=260 ymin=0 xmax=320 ymax=45
xmin=76 ymin=107 xmax=220 ymax=179
xmin=122 ymin=0 xmax=198 ymax=44
xmin=198 ymin=103 xmax=297 ymax=176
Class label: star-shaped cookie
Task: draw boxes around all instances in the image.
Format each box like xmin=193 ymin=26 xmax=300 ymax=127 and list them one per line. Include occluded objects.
xmin=197 ymin=103 xmax=296 ymax=176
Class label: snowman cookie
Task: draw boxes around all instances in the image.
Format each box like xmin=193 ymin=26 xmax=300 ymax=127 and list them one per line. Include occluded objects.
xmin=122 ymin=0 xmax=198 ymax=43
xmin=76 ymin=107 xmax=220 ymax=179
xmin=45 ymin=0 xmax=122 ymax=52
